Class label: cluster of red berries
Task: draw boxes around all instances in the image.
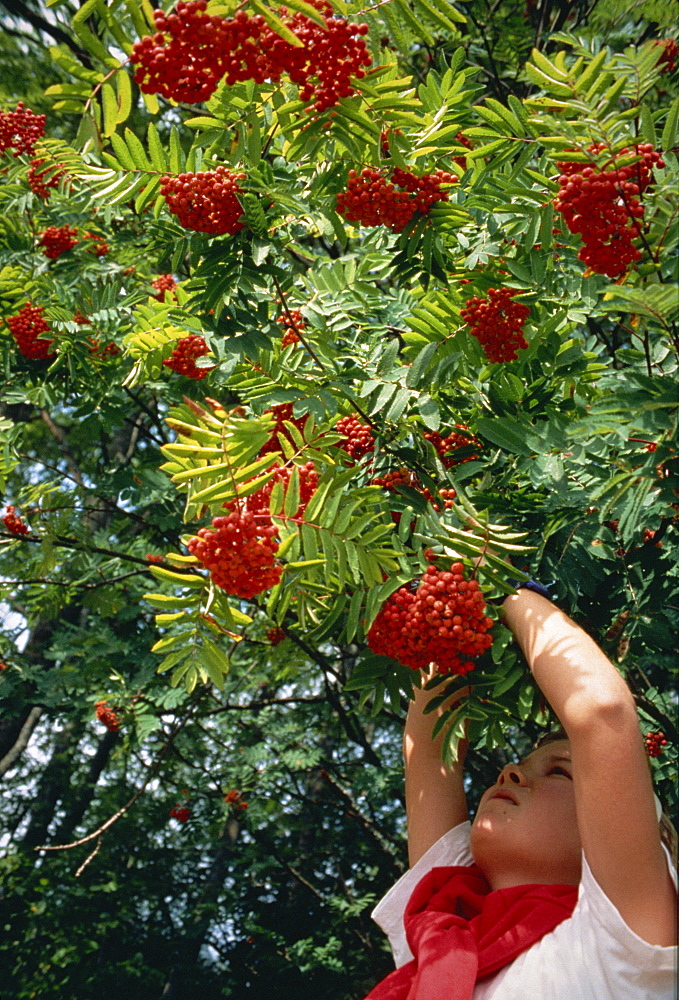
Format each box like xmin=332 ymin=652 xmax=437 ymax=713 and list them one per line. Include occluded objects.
xmin=7 ymin=303 xmax=55 ymax=360
xmin=554 ymin=144 xmax=664 ymax=278
xmin=0 ymin=102 xmax=46 ymax=156
xmin=224 ymin=788 xmax=248 ymax=810
xmin=371 ymin=468 xmax=456 ymax=521
xmin=146 ymin=553 xmax=165 ymax=564
xmin=644 ymin=731 xmax=668 ymax=757
xmin=131 ymin=0 xmax=371 ymax=113
xmin=27 ymin=158 xmax=66 ymax=200
xmin=95 ymin=700 xmax=121 ymax=732
xmin=169 ymin=804 xmax=191 ymax=822
xmin=380 ymin=127 xmax=402 ymax=156
xmin=77 ymin=315 xmax=118 ymax=357
xmin=39 ymin=225 xmax=78 ymax=259
xmin=461 ymin=287 xmax=530 ymax=363
xmin=336 ymin=167 xmax=456 ymax=232
xmin=187 ymin=511 xmax=283 ymax=599
xmin=367 ymin=562 xmax=494 ymax=674
xmin=163 ymin=334 xmax=213 ymax=379
xmin=277 ymin=307 xmax=304 ymax=347
xmin=424 ymin=426 xmax=481 ymax=467
xmin=85 ymin=232 xmax=109 ymax=256
xmin=2 ymin=506 xmax=30 ymax=535
xmin=267 ymin=626 xmax=287 ymax=645
xmin=0 ymin=662 xmax=8 ymax=672
xmin=335 ymin=415 xmax=375 ymax=459
xmin=260 ymin=402 xmax=309 ymax=456
xmin=642 ymin=527 xmax=663 ymax=548
xmin=132 ymin=1 xmax=238 ymax=103
xmin=152 ymin=273 xmax=178 ymax=300
xmin=453 ymin=132 xmax=474 ymax=169
xmin=651 ymin=38 xmax=677 ymax=73
xmin=225 ymin=461 xmax=318 ymax=520
xmin=160 ymin=167 xmax=246 ymax=234
xmin=87 ymin=337 xmax=120 ymax=358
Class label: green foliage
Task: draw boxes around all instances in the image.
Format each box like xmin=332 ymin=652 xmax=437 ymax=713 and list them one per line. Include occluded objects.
xmin=0 ymin=0 xmax=677 ymax=995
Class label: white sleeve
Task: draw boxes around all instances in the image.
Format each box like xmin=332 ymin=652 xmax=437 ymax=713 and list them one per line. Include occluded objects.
xmin=371 ymin=821 xmax=474 ymax=968
xmin=576 ymin=842 xmax=678 ymax=977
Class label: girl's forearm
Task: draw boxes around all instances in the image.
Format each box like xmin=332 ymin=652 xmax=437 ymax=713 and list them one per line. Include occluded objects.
xmin=404 ymin=678 xmax=469 ymax=865
xmin=500 ymin=589 xmax=636 ymax=730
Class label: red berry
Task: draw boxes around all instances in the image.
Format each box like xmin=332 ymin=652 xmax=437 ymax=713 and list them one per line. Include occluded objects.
xmin=259 ymin=403 xmax=308 ymax=456
xmin=27 ymin=157 xmax=67 ymax=200
xmin=336 ymin=167 xmax=455 ymax=232
xmin=553 ymin=143 xmax=664 ymax=278
xmin=39 ymin=225 xmax=78 ymax=259
xmin=224 ymin=461 xmax=318 ymax=520
xmin=163 ymin=334 xmax=214 ymax=379
xmin=424 ymin=425 xmax=481 ymax=468
xmin=160 ymin=167 xmax=246 ymax=235
xmin=0 ymin=102 xmax=46 ymax=157
xmin=152 ymin=273 xmax=178 ymax=301
xmin=650 ymin=38 xmax=678 ymax=73
xmin=367 ymin=563 xmax=493 ymax=674
xmin=186 ymin=510 xmax=283 ymax=599
xmin=461 ymin=287 xmax=530 ymax=363
xmin=453 ymin=131 xmax=474 ymax=169
xmin=335 ymin=415 xmax=375 ymax=460
xmin=2 ymin=505 xmax=30 ymax=535
xmin=84 ymin=231 xmax=109 ymax=256
xmin=644 ymin=731 xmax=669 ymax=758
xmin=7 ymin=303 xmax=55 ymax=360
xmin=169 ymin=804 xmax=191 ymax=823
xmin=95 ymin=699 xmax=121 ymax=732
xmin=277 ymin=307 xmax=305 ymax=347
xmin=130 ymin=1 xmax=371 ymax=111
xmin=370 ymin=467 xmax=456 ymax=522
xmin=267 ymin=626 xmax=286 ymax=645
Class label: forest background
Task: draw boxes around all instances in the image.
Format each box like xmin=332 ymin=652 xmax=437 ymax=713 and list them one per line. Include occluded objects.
xmin=0 ymin=0 xmax=677 ymax=997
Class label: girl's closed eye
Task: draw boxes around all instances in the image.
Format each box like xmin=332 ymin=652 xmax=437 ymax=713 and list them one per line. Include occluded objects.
xmin=548 ymin=765 xmax=572 ymax=778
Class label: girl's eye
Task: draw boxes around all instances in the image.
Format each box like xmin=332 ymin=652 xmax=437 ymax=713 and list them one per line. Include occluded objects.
xmin=548 ymin=766 xmax=572 ymax=778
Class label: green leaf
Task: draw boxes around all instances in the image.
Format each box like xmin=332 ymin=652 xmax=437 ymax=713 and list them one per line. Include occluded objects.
xmin=146 ymin=122 xmax=168 ymax=172
xmin=101 ymin=82 xmax=118 ymax=138
xmin=248 ymin=0 xmax=304 ymax=46
xmin=418 ymin=394 xmax=440 ymax=430
xmin=475 ymin=418 xmax=539 ymax=457
xmin=661 ymin=97 xmax=679 ymax=153
xmin=573 ymin=49 xmax=608 ymax=95
xmin=201 ymin=638 xmax=230 ymax=688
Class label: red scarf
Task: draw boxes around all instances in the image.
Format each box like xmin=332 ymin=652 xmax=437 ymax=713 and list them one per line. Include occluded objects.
xmin=366 ymin=865 xmax=577 ymax=1000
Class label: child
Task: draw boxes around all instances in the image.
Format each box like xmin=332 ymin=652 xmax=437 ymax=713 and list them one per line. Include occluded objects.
xmin=368 ymin=585 xmax=677 ymax=999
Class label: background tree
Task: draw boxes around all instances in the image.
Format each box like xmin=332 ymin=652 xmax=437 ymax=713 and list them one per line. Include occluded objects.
xmin=0 ymin=1 xmax=677 ymax=997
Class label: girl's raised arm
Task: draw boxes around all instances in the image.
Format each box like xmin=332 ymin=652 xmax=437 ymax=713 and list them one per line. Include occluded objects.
xmin=501 ymin=588 xmax=676 ymax=947
xmin=404 ymin=676 xmax=469 ymax=867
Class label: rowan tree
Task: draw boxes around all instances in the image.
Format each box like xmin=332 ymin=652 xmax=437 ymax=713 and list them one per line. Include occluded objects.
xmin=0 ymin=0 xmax=677 ymax=996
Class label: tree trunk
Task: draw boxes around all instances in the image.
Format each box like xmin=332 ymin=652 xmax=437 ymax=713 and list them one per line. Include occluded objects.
xmin=52 ymin=728 xmax=119 ymax=845
xmin=20 ymin=720 xmax=81 ymax=852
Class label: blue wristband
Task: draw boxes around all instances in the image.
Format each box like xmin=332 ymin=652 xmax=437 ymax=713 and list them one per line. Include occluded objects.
xmin=507 ymin=578 xmax=551 ymax=600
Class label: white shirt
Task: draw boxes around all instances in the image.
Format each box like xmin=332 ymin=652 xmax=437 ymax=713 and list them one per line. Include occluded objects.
xmin=372 ymin=822 xmax=677 ymax=1000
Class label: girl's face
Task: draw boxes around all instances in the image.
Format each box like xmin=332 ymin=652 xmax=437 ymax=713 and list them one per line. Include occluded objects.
xmin=470 ymin=739 xmax=582 ymax=889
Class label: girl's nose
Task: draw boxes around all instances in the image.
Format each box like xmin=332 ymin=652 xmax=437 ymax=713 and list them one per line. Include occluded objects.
xmin=497 ymin=763 xmax=528 ymax=786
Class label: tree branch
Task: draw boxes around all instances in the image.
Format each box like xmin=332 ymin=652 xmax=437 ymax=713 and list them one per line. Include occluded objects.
xmin=0 ymin=705 xmax=43 ymax=778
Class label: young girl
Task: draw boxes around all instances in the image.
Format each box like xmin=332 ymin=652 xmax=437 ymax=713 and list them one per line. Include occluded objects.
xmin=368 ymin=585 xmax=677 ymax=999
